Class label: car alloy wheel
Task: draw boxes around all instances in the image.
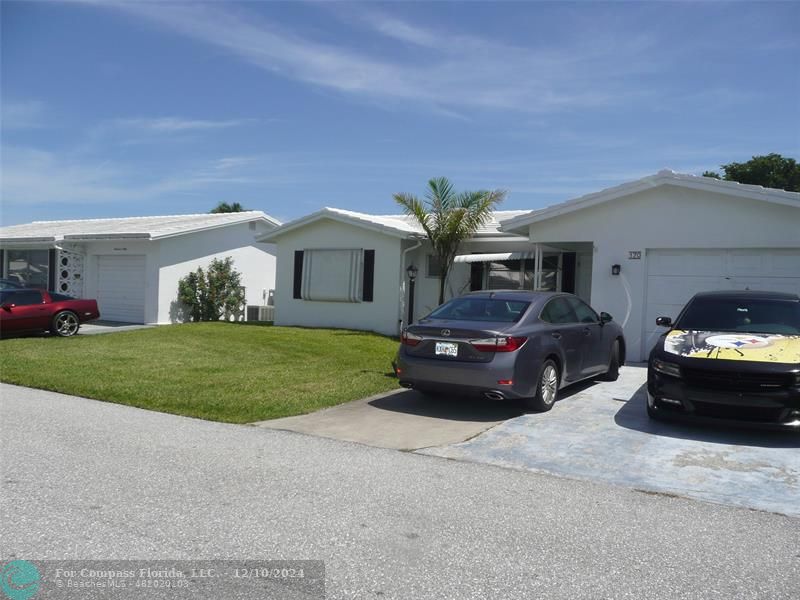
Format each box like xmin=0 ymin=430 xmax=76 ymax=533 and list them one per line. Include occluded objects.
xmin=525 ymin=359 xmax=559 ymax=412
xmin=54 ymin=311 xmax=79 ymax=337
xmin=540 ymin=363 xmax=558 ymax=406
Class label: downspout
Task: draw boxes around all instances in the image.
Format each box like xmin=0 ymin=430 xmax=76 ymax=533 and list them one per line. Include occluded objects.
xmin=398 ymin=236 xmax=423 ymax=335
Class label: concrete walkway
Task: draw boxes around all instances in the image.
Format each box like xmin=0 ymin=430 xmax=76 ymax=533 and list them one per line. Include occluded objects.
xmin=254 ymin=388 xmax=525 ymax=450
xmin=79 ymin=320 xmax=154 ymax=335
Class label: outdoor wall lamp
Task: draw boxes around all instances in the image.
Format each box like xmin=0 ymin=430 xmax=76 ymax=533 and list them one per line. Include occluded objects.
xmin=406 ymin=264 xmax=418 ymax=325
xmin=611 ymin=264 xmax=621 ymax=276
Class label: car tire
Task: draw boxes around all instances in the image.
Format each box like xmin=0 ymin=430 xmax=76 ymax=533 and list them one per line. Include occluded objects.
xmin=51 ymin=311 xmax=80 ymax=337
xmin=600 ymin=340 xmax=620 ymax=382
xmin=646 ymin=398 xmax=663 ymax=421
xmin=524 ymin=359 xmax=559 ymax=412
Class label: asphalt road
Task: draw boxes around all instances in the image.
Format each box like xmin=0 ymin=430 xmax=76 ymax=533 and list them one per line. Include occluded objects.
xmin=1 ymin=383 xmax=798 ymax=599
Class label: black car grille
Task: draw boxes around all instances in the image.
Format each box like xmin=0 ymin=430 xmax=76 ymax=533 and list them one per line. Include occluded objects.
xmin=680 ymin=367 xmax=794 ymax=392
xmin=691 ymin=401 xmax=790 ymax=423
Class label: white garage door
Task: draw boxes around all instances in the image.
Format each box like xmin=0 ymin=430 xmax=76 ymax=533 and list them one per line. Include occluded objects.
xmin=96 ymin=255 xmax=146 ymax=323
xmin=643 ymin=248 xmax=800 ymax=354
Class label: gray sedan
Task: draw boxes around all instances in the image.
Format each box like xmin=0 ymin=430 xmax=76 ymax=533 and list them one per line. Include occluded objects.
xmin=395 ymin=290 xmax=626 ymax=411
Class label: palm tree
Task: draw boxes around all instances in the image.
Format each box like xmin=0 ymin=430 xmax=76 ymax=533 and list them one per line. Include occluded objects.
xmin=394 ymin=177 xmax=506 ymax=305
xmin=210 ymin=201 xmax=246 ymax=214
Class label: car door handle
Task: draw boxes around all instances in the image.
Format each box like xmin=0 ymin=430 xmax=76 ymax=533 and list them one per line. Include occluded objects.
xmin=551 ymin=332 xmax=562 ymax=339
xmin=582 ymin=328 xmax=591 ymax=336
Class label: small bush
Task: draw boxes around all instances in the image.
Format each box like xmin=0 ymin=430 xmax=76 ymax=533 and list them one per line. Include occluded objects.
xmin=177 ymin=257 xmax=245 ymax=321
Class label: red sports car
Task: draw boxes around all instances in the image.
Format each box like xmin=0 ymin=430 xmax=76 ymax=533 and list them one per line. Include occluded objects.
xmin=0 ymin=288 xmax=100 ymax=337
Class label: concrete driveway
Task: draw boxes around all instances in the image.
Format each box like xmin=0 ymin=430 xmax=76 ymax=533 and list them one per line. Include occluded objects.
xmin=255 ymin=388 xmax=525 ymax=450
xmin=421 ymin=365 xmax=800 ymax=517
xmin=257 ymin=365 xmax=799 ymax=517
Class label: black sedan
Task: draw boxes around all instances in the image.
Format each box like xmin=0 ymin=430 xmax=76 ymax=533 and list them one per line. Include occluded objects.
xmin=395 ymin=290 xmax=626 ymax=411
xmin=647 ymin=290 xmax=800 ymax=430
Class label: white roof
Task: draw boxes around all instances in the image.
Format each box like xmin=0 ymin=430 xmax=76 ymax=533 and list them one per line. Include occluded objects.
xmin=0 ymin=211 xmax=281 ymax=244
xmin=257 ymin=207 xmax=530 ymax=242
xmin=501 ymin=169 xmax=800 ymax=233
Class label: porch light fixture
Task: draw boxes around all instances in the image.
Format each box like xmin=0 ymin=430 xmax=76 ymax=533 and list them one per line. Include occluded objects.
xmin=406 ymin=264 xmax=418 ymax=325
xmin=611 ymin=264 xmax=621 ymax=276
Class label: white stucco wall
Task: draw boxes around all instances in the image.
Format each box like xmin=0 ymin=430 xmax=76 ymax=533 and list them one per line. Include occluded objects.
xmin=156 ymin=221 xmax=277 ymax=323
xmin=526 ymin=185 xmax=800 ymax=361
xmin=271 ymin=219 xmax=404 ymax=336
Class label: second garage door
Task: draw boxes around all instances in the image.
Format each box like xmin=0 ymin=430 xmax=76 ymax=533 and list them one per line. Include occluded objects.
xmin=96 ymin=255 xmax=146 ymax=323
xmin=643 ymin=248 xmax=800 ymax=354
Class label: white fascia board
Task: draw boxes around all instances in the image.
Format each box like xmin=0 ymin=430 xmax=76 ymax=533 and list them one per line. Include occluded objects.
xmin=0 ymin=236 xmax=58 ymax=244
xmin=257 ymin=209 xmax=419 ymax=242
xmin=63 ymin=233 xmax=152 ymax=241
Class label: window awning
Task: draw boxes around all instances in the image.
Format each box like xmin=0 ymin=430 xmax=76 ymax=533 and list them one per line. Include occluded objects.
xmin=453 ymin=252 xmax=536 ymax=263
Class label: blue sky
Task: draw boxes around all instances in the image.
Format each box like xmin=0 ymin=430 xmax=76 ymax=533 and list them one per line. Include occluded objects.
xmin=2 ymin=1 xmax=798 ymax=226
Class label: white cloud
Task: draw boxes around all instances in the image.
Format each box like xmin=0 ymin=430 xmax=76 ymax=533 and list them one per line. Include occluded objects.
xmin=78 ymin=1 xmax=658 ymax=115
xmin=0 ymin=145 xmax=261 ymax=206
xmin=112 ymin=117 xmax=254 ymax=133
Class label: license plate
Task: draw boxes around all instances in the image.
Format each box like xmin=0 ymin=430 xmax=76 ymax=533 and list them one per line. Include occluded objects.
xmin=435 ymin=342 xmax=458 ymax=357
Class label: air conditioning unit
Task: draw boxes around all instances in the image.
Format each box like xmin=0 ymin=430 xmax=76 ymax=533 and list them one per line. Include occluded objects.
xmin=246 ymin=305 xmax=275 ymax=322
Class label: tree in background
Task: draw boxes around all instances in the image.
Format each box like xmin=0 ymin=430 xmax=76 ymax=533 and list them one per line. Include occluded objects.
xmin=394 ymin=177 xmax=506 ymax=305
xmin=177 ymin=257 xmax=245 ymax=321
xmin=210 ymin=202 xmax=247 ymax=213
xmin=703 ymin=153 xmax=799 ymax=192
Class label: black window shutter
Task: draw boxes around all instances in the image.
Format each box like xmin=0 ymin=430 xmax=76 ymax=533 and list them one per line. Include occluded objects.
xmin=0 ymin=249 xmax=4 ymax=278
xmin=362 ymin=250 xmax=375 ymax=302
xmin=470 ymin=262 xmax=484 ymax=291
xmin=293 ymin=250 xmax=304 ymax=299
xmin=48 ymin=249 xmax=57 ymax=292
xmin=561 ymin=252 xmax=576 ymax=294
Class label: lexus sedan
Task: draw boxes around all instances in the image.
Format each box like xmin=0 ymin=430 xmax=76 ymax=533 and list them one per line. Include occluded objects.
xmin=395 ymin=290 xmax=625 ymax=411
xmin=647 ymin=290 xmax=800 ymax=430
xmin=0 ymin=288 xmax=100 ymax=337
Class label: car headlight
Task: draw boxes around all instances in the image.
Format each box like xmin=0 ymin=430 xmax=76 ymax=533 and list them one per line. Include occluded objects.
xmin=653 ymin=358 xmax=682 ymax=378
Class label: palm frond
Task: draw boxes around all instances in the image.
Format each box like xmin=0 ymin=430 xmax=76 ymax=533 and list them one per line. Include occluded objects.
xmin=394 ymin=192 xmax=433 ymax=238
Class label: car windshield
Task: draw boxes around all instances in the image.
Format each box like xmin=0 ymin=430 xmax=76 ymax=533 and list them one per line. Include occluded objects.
xmin=676 ymin=297 xmax=800 ymax=335
xmin=426 ymin=298 xmax=530 ymax=323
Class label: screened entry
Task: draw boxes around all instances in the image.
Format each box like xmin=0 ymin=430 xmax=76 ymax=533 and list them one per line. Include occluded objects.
xmin=2 ymin=249 xmax=51 ymax=289
xmin=455 ymin=249 xmax=579 ymax=294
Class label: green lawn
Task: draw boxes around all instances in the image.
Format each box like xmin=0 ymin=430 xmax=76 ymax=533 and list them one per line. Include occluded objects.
xmin=0 ymin=323 xmax=400 ymax=423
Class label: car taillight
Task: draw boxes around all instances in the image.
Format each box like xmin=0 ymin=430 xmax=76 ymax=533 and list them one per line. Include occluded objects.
xmin=401 ymin=330 xmax=423 ymax=347
xmin=471 ymin=336 xmax=527 ymax=353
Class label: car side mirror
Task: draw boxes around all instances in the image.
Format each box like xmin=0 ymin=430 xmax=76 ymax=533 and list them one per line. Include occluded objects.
xmin=656 ymin=316 xmax=672 ymax=327
xmin=599 ymin=312 xmax=613 ymax=324
xmin=0 ymin=303 xmax=12 ymax=311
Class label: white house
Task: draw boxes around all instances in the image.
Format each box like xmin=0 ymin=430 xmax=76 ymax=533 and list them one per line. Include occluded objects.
xmin=257 ymin=207 xmax=533 ymax=337
xmin=259 ymin=171 xmax=800 ymax=361
xmin=0 ymin=211 xmax=280 ymax=324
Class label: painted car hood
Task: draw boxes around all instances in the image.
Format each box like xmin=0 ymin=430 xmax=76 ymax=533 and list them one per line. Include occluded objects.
xmin=663 ymin=330 xmax=800 ymax=364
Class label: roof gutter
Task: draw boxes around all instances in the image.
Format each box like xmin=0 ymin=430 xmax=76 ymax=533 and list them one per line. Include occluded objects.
xmin=398 ymin=236 xmax=424 ymax=335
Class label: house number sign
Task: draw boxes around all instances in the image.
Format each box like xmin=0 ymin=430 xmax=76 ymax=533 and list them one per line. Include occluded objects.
xmin=628 ymin=251 xmax=641 ymax=260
